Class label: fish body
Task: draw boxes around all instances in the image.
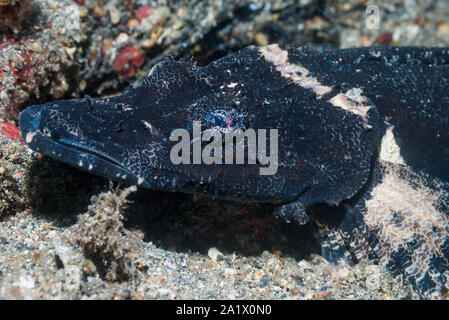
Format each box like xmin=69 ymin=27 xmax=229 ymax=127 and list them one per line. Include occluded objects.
xmin=19 ymin=45 xmax=449 ymax=298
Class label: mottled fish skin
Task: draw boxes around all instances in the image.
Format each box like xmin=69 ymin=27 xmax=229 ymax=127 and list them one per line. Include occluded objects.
xmin=319 ymin=161 xmax=449 ymax=299
xmin=19 ymin=45 xmax=386 ymax=225
xmin=290 ymin=46 xmax=449 ymax=183
xmin=19 ymin=45 xmax=449 ymax=298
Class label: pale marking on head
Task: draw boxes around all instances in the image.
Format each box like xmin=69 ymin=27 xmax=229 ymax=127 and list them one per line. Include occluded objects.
xmin=328 ymin=88 xmax=372 ymax=127
xmin=88 ymin=164 xmax=93 ymax=171
xmin=141 ymin=120 xmax=159 ymax=135
xmin=137 ymin=177 xmax=144 ymax=185
xmin=258 ymin=44 xmax=333 ymax=98
xmin=78 ymin=160 xmax=84 ymax=167
xmin=26 ymin=131 xmax=38 ymax=144
xmin=379 ymin=126 xmax=405 ymax=165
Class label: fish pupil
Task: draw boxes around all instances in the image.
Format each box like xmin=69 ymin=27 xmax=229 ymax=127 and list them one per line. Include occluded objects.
xmin=206 ymin=109 xmax=243 ymax=130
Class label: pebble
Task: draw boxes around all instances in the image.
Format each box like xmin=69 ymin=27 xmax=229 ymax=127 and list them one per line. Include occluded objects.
xmin=224 ymin=268 xmax=237 ymax=276
xmin=207 ymin=247 xmax=223 ymax=262
xmin=365 ymin=265 xmax=382 ymax=291
xmin=107 ymin=5 xmax=121 ymax=25
xmin=116 ymin=33 xmax=130 ymax=45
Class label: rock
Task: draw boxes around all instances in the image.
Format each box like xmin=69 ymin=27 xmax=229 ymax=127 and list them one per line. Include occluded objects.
xmin=365 ymin=265 xmax=382 ymax=291
xmin=208 ymin=247 xmax=223 ymax=262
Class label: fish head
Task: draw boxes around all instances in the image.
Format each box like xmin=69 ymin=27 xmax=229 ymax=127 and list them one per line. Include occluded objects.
xmin=19 ymin=48 xmax=385 ymax=204
xmin=18 ymin=58 xmax=258 ymax=191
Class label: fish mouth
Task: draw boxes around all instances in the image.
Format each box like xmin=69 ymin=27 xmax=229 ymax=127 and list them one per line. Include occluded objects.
xmin=19 ymin=105 xmax=141 ymax=185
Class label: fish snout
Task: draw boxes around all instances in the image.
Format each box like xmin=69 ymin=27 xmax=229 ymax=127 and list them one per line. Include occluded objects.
xmin=19 ymin=104 xmax=44 ymax=146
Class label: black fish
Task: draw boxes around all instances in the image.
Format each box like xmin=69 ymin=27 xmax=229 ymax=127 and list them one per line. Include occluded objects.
xmin=19 ymin=45 xmax=449 ymax=298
